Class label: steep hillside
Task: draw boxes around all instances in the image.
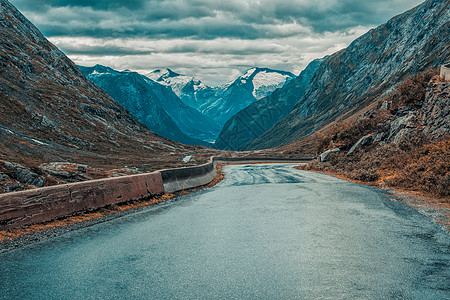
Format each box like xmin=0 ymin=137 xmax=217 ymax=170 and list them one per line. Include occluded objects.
xmin=299 ymin=70 xmax=449 ymax=201
xmin=247 ymin=0 xmax=449 ymax=150
xmin=80 ymin=65 xmax=219 ymax=144
xmin=0 ymin=0 xmax=215 ymax=193
xmin=215 ymin=59 xmax=323 ymax=150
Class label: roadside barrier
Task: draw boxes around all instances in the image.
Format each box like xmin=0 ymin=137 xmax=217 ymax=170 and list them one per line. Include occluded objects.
xmin=0 ymin=156 xmax=312 ymax=229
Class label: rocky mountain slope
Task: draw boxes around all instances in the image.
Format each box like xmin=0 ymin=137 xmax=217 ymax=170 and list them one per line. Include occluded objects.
xmin=300 ymin=70 xmax=449 ymax=200
xmin=214 ymin=59 xmax=323 ymax=150
xmin=247 ymin=0 xmax=449 ymax=150
xmin=0 ymin=0 xmax=215 ymax=193
xmin=80 ymin=65 xmax=219 ymax=144
xmin=148 ymin=68 xmax=295 ymax=128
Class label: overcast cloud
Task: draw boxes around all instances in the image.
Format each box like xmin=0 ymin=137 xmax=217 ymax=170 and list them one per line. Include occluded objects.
xmin=11 ymin=0 xmax=424 ymax=86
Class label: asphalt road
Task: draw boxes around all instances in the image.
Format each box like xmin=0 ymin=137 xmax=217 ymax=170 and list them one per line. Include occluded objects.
xmin=1 ymin=164 xmax=449 ymax=299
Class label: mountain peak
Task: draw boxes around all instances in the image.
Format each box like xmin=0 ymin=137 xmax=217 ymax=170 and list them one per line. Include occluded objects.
xmin=165 ymin=68 xmax=181 ymax=78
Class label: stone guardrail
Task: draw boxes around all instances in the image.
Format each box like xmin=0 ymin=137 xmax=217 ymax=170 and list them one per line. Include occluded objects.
xmin=441 ymin=64 xmax=450 ymax=81
xmin=0 ymin=156 xmax=312 ymax=229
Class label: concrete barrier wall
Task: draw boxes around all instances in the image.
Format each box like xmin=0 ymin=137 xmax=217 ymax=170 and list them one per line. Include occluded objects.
xmin=160 ymin=158 xmax=217 ymax=193
xmin=441 ymin=64 xmax=450 ymax=81
xmin=0 ymin=156 xmax=312 ymax=229
xmin=0 ymin=172 xmax=163 ymax=229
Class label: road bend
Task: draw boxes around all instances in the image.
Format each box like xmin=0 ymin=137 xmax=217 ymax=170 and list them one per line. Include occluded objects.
xmin=1 ymin=164 xmax=449 ymax=299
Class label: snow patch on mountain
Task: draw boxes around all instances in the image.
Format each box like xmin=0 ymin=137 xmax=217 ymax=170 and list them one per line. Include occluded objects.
xmin=252 ymin=71 xmax=293 ymax=99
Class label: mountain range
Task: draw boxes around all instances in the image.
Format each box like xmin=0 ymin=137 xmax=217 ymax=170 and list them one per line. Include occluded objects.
xmin=147 ymin=67 xmax=295 ymax=127
xmin=214 ymin=58 xmax=323 ymax=150
xmin=83 ymin=65 xmax=296 ymax=145
xmin=79 ymin=65 xmax=219 ymax=145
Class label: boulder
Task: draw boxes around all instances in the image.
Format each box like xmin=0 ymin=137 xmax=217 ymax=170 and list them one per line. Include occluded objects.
xmin=419 ymin=78 xmax=449 ymax=139
xmin=317 ymin=148 xmax=340 ymax=162
xmin=3 ymin=161 xmax=46 ymax=187
xmin=387 ymin=112 xmax=415 ymax=142
xmin=15 ymin=168 xmax=46 ymax=187
xmin=373 ymin=132 xmax=386 ymax=143
xmin=347 ymin=134 xmax=373 ymax=155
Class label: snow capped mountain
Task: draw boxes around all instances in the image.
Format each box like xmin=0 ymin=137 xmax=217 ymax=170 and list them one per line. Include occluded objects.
xmin=241 ymin=68 xmax=295 ymax=99
xmin=80 ymin=65 xmax=219 ymax=145
xmin=215 ymin=59 xmax=323 ymax=150
xmin=150 ymin=67 xmax=295 ymax=128
xmin=201 ymin=67 xmax=295 ymax=126
xmin=146 ymin=69 xmax=214 ymax=112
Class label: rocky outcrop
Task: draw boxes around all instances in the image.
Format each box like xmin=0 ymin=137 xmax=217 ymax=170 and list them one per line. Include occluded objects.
xmin=347 ymin=75 xmax=449 ymax=152
xmin=247 ymin=0 xmax=450 ymax=150
xmin=420 ymin=77 xmax=450 ymax=139
xmin=387 ymin=112 xmax=416 ymax=143
xmin=347 ymin=135 xmax=373 ymax=156
xmin=2 ymin=161 xmax=45 ymax=187
xmin=317 ymin=148 xmax=340 ymax=162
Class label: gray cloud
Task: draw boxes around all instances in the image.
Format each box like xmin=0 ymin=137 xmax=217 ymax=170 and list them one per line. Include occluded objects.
xmin=10 ymin=0 xmax=424 ymax=85
xmin=11 ymin=0 xmax=423 ymax=38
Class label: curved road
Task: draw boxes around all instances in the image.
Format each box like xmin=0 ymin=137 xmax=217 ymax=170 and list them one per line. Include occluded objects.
xmin=1 ymin=164 xmax=449 ymax=299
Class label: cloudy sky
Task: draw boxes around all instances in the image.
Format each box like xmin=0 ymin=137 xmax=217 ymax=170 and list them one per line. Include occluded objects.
xmin=11 ymin=0 xmax=423 ymax=86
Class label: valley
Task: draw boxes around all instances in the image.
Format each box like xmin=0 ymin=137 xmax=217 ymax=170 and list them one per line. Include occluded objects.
xmin=0 ymin=1 xmax=449 ymax=297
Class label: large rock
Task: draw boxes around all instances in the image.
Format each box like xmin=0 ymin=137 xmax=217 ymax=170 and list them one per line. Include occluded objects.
xmin=347 ymin=134 xmax=373 ymax=155
xmin=387 ymin=112 xmax=415 ymax=142
xmin=317 ymin=148 xmax=340 ymax=162
xmin=3 ymin=161 xmax=46 ymax=187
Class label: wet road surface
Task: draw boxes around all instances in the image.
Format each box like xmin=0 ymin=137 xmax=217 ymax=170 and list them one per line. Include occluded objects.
xmin=1 ymin=164 xmax=449 ymax=299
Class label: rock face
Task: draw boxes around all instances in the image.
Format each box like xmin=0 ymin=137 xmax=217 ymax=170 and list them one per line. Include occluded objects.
xmin=80 ymin=65 xmax=218 ymax=145
xmin=420 ymin=78 xmax=450 ymax=139
xmin=215 ymin=59 xmax=323 ymax=150
xmin=247 ymin=0 xmax=450 ymax=150
xmin=344 ymin=75 xmax=449 ymax=155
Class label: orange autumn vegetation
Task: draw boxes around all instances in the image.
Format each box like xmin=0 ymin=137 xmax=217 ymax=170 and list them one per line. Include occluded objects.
xmin=298 ymin=69 xmax=449 ymax=202
xmin=299 ymin=136 xmax=449 ymax=202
